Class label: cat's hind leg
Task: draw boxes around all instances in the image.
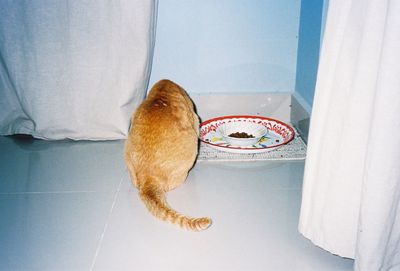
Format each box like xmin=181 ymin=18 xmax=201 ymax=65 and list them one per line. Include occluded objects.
xmin=166 ymin=171 xmax=188 ymax=191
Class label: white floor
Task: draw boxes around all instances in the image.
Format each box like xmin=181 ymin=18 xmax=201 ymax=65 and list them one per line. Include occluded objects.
xmin=0 ymin=136 xmax=354 ymax=271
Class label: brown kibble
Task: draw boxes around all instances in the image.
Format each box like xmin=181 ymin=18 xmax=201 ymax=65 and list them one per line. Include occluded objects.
xmin=228 ymin=132 xmax=255 ymax=138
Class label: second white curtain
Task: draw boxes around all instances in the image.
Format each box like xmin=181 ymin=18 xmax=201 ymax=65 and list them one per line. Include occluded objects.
xmin=299 ymin=0 xmax=400 ymax=270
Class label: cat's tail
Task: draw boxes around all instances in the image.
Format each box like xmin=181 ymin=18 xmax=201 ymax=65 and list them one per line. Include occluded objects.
xmin=139 ymin=183 xmax=212 ymax=231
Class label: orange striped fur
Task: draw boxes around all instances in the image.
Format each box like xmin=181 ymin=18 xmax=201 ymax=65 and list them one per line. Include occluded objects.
xmin=124 ymin=80 xmax=211 ymax=231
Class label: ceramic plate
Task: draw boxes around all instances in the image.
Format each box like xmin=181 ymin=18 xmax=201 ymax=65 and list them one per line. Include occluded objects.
xmin=199 ymin=115 xmax=295 ymax=154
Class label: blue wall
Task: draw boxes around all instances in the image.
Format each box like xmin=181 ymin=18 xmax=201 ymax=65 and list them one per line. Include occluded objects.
xmin=149 ymin=0 xmax=301 ymax=93
xmin=294 ymin=0 xmax=326 ymax=108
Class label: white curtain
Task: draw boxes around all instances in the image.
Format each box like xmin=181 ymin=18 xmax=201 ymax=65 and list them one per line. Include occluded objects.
xmin=299 ymin=0 xmax=400 ymax=270
xmin=0 ymin=1 xmax=157 ymax=140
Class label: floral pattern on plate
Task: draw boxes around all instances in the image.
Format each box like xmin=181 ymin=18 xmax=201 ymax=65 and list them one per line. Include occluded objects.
xmin=199 ymin=115 xmax=295 ymax=154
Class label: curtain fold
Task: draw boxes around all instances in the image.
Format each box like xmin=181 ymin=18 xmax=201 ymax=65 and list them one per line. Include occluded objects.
xmin=0 ymin=0 xmax=158 ymax=140
xmin=299 ymin=0 xmax=400 ymax=270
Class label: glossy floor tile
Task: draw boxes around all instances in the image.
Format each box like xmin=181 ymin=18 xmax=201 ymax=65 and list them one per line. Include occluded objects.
xmin=0 ymin=136 xmax=354 ymax=271
xmin=0 ymin=137 xmax=124 ymax=193
xmin=0 ymin=192 xmax=117 ymax=270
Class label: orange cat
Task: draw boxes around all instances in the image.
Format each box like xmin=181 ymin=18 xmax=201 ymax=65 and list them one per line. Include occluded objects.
xmin=124 ymin=79 xmax=211 ymax=231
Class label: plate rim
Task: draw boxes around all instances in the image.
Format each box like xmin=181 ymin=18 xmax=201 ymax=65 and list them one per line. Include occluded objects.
xmin=199 ymin=115 xmax=295 ymax=152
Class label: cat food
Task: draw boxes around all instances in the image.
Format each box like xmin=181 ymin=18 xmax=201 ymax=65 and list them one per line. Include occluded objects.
xmin=228 ymin=132 xmax=255 ymax=138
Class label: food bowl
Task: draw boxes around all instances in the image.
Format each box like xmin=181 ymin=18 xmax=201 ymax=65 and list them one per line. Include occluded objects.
xmin=217 ymin=122 xmax=268 ymax=147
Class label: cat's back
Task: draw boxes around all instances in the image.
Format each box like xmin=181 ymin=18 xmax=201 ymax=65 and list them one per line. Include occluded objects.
xmin=128 ymin=80 xmax=198 ymax=153
xmin=134 ymin=80 xmax=196 ymax=129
